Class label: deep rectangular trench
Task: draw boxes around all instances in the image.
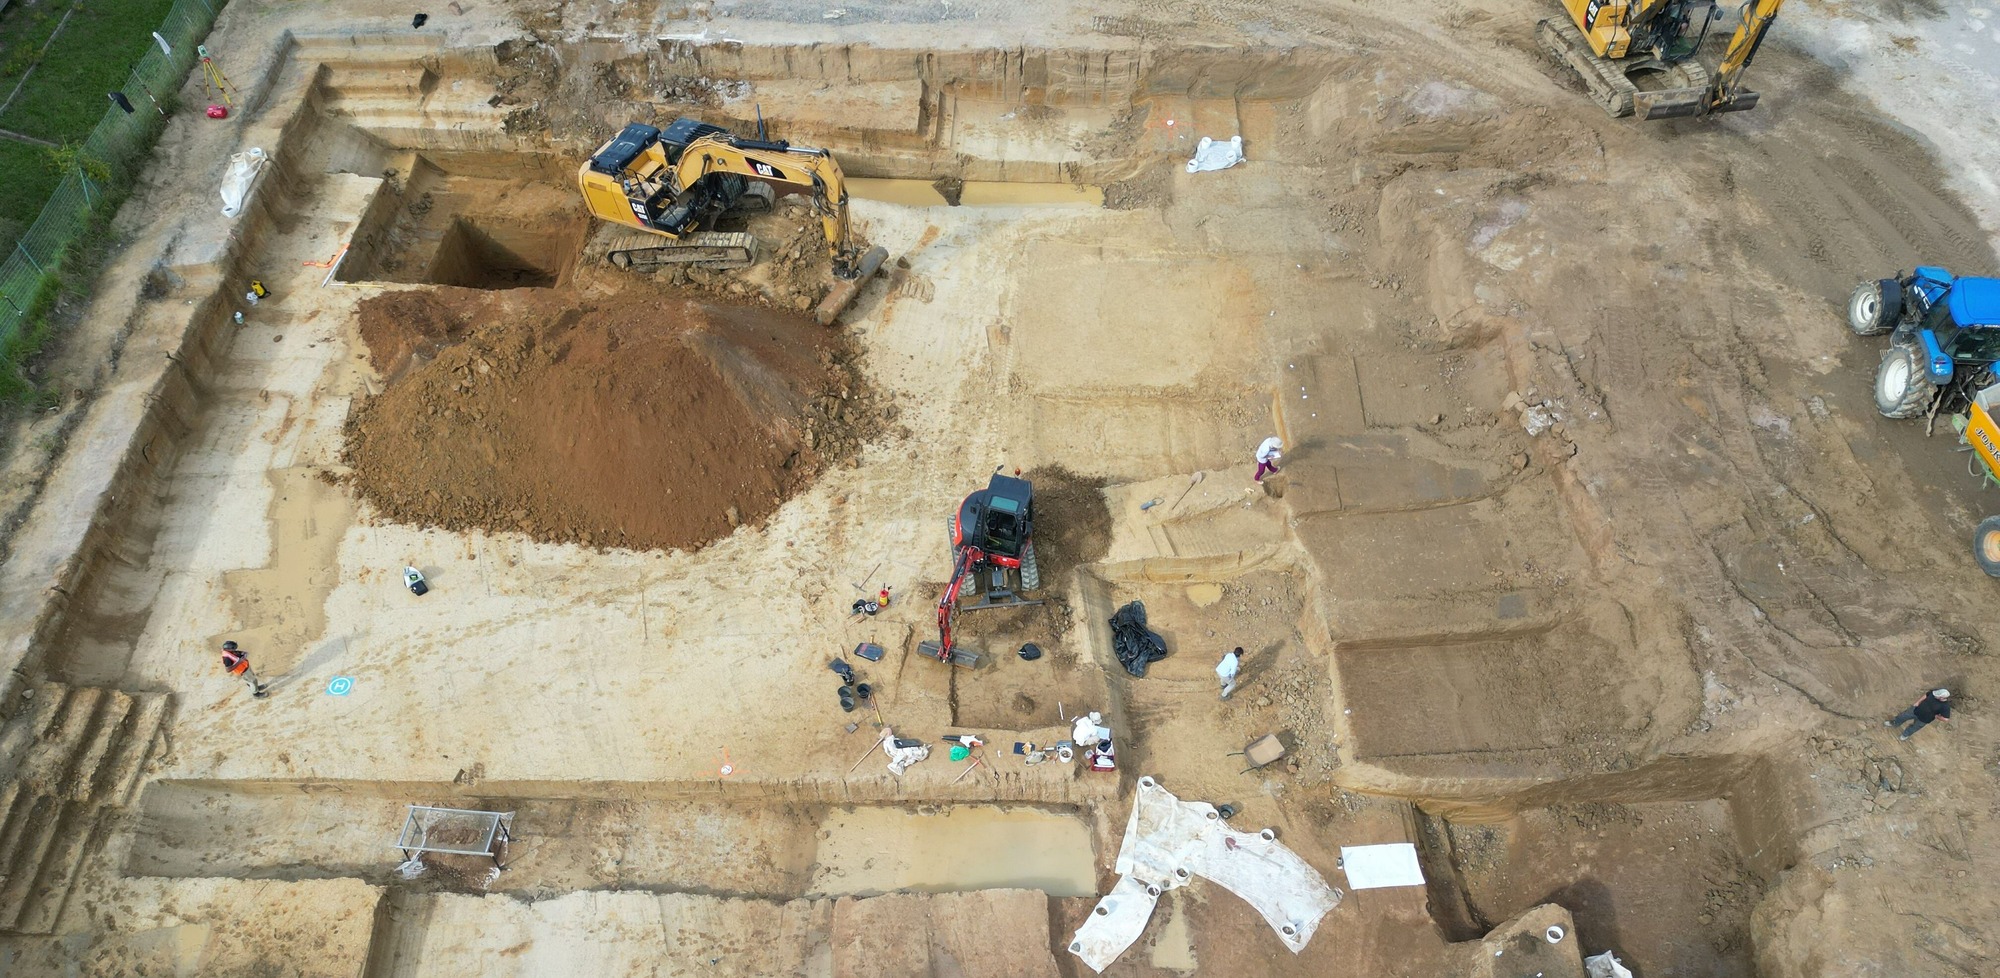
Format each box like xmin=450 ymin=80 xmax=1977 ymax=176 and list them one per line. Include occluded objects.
xmin=125 ymin=780 xmax=1098 ymax=900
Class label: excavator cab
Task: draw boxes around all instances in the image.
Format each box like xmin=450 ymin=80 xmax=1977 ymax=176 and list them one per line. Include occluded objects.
xmin=924 ymin=474 xmax=1043 ymax=665
xmin=1540 ymin=0 xmax=1782 ymax=119
xmin=956 ymin=474 xmax=1033 ymax=565
xmin=579 ymin=117 xmax=890 ymax=322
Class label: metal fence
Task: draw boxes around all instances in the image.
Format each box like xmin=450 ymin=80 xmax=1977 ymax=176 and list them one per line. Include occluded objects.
xmin=0 ymin=0 xmax=228 ymax=351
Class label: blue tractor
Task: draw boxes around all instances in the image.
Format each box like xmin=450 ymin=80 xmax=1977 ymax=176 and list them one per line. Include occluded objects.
xmin=1849 ymin=268 xmax=2000 ymax=419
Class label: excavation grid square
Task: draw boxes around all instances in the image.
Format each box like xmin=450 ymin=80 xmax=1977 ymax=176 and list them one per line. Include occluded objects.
xmin=395 ymin=805 xmax=514 ymax=857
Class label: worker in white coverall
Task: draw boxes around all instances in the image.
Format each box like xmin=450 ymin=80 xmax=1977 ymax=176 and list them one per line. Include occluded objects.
xmin=1217 ymin=647 xmax=1242 ymax=700
xmin=1254 ymin=437 xmax=1282 ymax=482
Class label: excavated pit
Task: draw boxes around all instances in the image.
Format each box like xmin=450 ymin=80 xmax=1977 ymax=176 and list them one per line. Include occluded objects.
xmin=124 ymin=781 xmax=1098 ymax=899
xmin=1409 ymin=758 xmax=1798 ymax=978
xmin=331 ymin=155 xmax=587 ymax=290
xmin=11 ymin=18 xmax=1951 ymax=977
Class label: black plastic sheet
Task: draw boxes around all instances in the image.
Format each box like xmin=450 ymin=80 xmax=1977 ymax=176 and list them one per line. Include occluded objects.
xmin=1109 ymin=601 xmax=1169 ymax=677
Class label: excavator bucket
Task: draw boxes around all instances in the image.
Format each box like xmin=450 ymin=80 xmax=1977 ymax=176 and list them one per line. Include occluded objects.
xmin=1631 ymin=88 xmax=1706 ymax=120
xmin=1634 ymin=87 xmax=1758 ymax=120
xmin=813 ymin=246 xmax=890 ymax=326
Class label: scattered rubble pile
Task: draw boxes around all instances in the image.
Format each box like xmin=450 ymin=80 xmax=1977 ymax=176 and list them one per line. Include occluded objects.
xmin=342 ymin=283 xmax=880 ymax=552
xmin=636 ymin=198 xmax=847 ymax=314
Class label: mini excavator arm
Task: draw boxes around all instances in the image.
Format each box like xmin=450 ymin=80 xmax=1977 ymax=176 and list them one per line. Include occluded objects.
xmin=933 ymin=546 xmax=983 ymax=662
xmin=1708 ymin=0 xmax=1783 ymax=110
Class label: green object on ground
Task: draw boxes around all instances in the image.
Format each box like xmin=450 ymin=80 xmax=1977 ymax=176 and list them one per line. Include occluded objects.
xmin=949 ymin=745 xmax=970 ymax=762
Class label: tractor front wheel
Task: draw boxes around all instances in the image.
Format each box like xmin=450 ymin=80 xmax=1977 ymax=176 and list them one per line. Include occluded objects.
xmin=1975 ymin=516 xmax=2000 ymax=578
xmin=1874 ymin=346 xmax=1937 ymax=419
xmin=1848 ymin=280 xmax=1899 ymax=336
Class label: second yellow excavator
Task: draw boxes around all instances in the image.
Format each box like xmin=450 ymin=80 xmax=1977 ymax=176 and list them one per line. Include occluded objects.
xmin=1539 ymin=0 xmax=1783 ymax=120
xmin=579 ymin=118 xmax=887 ymax=323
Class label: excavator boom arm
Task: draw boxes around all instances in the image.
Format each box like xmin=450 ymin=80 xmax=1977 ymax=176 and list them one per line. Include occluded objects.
xmin=1712 ymin=0 xmax=1783 ymax=100
xmin=675 ymin=137 xmax=858 ymax=274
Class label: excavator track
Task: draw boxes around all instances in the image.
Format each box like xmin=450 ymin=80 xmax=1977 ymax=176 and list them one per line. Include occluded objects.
xmin=606 ymin=231 xmax=757 ymax=271
xmin=1538 ymin=18 xmax=1640 ymax=118
xmin=1537 ymin=19 xmax=1717 ymax=120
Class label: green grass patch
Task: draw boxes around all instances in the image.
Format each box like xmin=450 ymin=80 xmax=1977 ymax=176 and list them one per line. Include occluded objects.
xmin=0 ymin=0 xmax=217 ymax=407
xmin=0 ymin=140 xmax=60 ymax=252
xmin=0 ymin=1 xmax=70 ymax=95
xmin=0 ymin=0 xmax=180 ymax=142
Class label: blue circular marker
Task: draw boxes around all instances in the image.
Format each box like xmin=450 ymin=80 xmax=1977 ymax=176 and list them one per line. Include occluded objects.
xmin=326 ymin=676 xmax=354 ymax=696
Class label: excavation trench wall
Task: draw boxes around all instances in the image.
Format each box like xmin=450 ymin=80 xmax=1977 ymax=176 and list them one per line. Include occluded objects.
xmin=1388 ymin=754 xmax=1801 ymax=881
xmin=0 ymin=29 xmax=532 ymax=698
xmin=125 ymin=779 xmax=1105 ymax=901
xmin=552 ymin=38 xmax=1341 ymax=183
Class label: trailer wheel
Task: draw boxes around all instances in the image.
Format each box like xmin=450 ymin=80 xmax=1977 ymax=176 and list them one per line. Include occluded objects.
xmin=1976 ymin=517 xmax=2000 ymax=578
xmin=1848 ymin=280 xmax=1899 ymax=336
xmin=1874 ymin=346 xmax=1937 ymax=419
xmin=1020 ymin=542 xmax=1041 ymax=592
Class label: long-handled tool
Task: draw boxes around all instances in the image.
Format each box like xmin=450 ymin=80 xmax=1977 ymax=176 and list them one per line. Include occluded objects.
xmin=950 ymin=754 xmax=985 ymax=785
xmin=850 ymin=561 xmax=882 ymax=593
xmin=846 ymin=739 xmax=882 ymax=776
xmin=1170 ymin=470 xmax=1206 ymax=510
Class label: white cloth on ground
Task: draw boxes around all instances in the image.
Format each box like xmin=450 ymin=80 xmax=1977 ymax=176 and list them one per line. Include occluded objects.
xmin=880 ymin=728 xmax=930 ymax=776
xmin=1072 ymin=712 xmax=1106 ymax=748
xmin=1186 ymin=135 xmax=1245 ymax=173
xmin=219 ymin=147 xmax=268 ymax=218
xmin=1585 ymin=951 xmax=1635 ymax=978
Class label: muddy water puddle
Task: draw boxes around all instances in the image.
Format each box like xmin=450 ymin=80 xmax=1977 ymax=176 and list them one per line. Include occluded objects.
xmin=809 ymin=805 xmax=1096 ymax=897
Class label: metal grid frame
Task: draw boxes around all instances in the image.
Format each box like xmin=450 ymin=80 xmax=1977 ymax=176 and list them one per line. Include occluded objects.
xmin=393 ymin=804 xmax=514 ymax=858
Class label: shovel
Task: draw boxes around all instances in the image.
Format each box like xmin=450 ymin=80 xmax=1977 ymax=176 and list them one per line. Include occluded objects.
xmin=1169 ymin=471 xmax=1206 ymax=510
xmin=950 ymin=754 xmax=986 ymax=785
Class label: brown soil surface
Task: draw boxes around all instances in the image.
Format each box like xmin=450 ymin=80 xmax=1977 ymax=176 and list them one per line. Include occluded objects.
xmin=342 ymin=282 xmax=878 ymax=552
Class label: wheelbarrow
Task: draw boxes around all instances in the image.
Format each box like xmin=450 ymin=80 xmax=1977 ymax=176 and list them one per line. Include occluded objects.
xmin=1228 ymin=733 xmax=1287 ymax=774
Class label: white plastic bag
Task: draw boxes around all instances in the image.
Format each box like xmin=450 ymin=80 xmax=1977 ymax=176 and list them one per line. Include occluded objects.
xmin=1585 ymin=951 xmax=1635 ymax=978
xmin=219 ymin=147 xmax=268 ymax=218
xmin=1073 ymin=711 xmax=1105 ymax=748
xmin=1186 ymin=135 xmax=1245 ymax=173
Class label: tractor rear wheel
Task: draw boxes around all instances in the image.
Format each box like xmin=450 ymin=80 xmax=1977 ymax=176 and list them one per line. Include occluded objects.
xmin=1874 ymin=346 xmax=1937 ymax=419
xmin=1976 ymin=517 xmax=2000 ymax=578
xmin=1020 ymin=542 xmax=1041 ymax=592
xmin=1848 ymin=280 xmax=1898 ymax=336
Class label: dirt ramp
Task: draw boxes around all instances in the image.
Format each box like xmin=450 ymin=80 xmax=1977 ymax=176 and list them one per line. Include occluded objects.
xmin=342 ymin=283 xmax=875 ymax=552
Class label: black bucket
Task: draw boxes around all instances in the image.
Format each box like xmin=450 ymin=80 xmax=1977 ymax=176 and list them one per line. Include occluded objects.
xmin=1018 ymin=643 xmax=1043 ymax=661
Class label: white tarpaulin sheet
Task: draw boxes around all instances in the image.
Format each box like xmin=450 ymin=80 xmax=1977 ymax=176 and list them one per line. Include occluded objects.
xmin=1185 ymin=135 xmax=1244 ymax=173
xmin=1339 ymin=843 xmax=1426 ymax=889
xmin=1068 ymin=777 xmax=1341 ymax=972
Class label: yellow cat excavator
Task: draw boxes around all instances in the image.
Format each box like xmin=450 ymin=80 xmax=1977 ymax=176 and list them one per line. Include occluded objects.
xmin=1539 ymin=0 xmax=1783 ymax=120
xmin=578 ymin=118 xmax=887 ymax=323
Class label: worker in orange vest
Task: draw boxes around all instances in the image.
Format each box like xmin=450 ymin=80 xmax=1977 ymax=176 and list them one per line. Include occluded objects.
xmin=220 ymin=641 xmax=270 ymax=698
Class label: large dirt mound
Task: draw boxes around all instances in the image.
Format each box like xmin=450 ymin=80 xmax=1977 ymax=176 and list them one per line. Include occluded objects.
xmin=342 ymin=284 xmax=876 ymax=552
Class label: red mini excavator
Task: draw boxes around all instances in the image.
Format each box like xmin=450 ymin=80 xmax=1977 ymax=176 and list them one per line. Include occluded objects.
xmin=920 ymin=471 xmax=1044 ymax=665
